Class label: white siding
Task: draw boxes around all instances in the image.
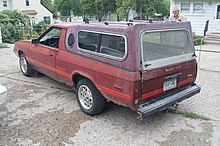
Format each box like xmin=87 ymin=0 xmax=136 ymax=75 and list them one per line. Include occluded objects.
xmin=171 ymin=0 xmax=217 ymax=36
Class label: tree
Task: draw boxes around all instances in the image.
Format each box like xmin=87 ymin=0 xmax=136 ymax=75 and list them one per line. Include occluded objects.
xmin=53 ymin=0 xmax=170 ymax=22
xmin=135 ymin=0 xmax=170 ymax=20
xmin=80 ymin=0 xmax=97 ymax=20
xmin=80 ymin=0 xmax=116 ymax=21
xmin=162 ymin=0 xmax=171 ymax=17
xmin=115 ymin=0 xmax=135 ymax=21
xmin=42 ymin=0 xmax=58 ymax=18
xmin=42 ymin=0 xmax=53 ymax=10
xmin=55 ymin=0 xmax=82 ymax=21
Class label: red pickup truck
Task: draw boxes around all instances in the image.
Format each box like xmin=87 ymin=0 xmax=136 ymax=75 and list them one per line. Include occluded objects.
xmin=14 ymin=21 xmax=201 ymax=119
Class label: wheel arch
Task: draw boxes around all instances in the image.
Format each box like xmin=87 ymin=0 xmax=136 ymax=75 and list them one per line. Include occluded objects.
xmin=18 ymin=50 xmax=24 ymax=56
xmin=72 ymin=72 xmax=97 ymax=88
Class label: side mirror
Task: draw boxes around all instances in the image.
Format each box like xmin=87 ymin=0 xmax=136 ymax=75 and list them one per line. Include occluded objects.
xmin=31 ymin=39 xmax=38 ymax=44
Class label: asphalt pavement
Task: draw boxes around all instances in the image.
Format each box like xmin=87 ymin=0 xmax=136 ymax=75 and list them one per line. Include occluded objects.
xmin=0 ymin=44 xmax=220 ymax=146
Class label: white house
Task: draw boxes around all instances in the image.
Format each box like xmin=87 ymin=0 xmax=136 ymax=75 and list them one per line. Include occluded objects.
xmin=0 ymin=0 xmax=53 ymax=24
xmin=170 ymin=0 xmax=220 ymax=36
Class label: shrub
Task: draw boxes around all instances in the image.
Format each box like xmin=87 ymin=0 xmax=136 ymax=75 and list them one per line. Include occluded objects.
xmin=0 ymin=10 xmax=51 ymax=42
xmin=193 ymin=32 xmax=204 ymax=46
xmin=194 ymin=37 xmax=204 ymax=46
xmin=32 ymin=21 xmax=50 ymax=35
xmin=32 ymin=31 xmax=40 ymax=39
xmin=0 ymin=10 xmax=29 ymax=43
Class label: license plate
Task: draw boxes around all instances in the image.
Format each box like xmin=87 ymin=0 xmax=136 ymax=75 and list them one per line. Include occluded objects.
xmin=163 ymin=78 xmax=177 ymax=91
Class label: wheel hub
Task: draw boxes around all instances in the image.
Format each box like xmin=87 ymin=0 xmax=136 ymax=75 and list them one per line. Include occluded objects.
xmin=20 ymin=57 xmax=27 ymax=74
xmin=78 ymin=85 xmax=93 ymax=110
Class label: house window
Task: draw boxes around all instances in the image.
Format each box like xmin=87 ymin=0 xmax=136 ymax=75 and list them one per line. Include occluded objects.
xmin=181 ymin=3 xmax=190 ymax=14
xmin=43 ymin=16 xmax=51 ymax=24
xmin=31 ymin=19 xmax=36 ymax=25
xmin=3 ymin=0 xmax=7 ymax=7
xmin=26 ymin=0 xmax=30 ymax=6
xmin=193 ymin=3 xmax=204 ymax=14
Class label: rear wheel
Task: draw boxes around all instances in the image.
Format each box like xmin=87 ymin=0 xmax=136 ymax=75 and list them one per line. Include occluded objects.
xmin=19 ymin=54 xmax=37 ymax=77
xmin=76 ymin=79 xmax=106 ymax=115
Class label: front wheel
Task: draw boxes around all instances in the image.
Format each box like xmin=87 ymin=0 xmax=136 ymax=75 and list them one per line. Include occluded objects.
xmin=76 ymin=79 xmax=106 ymax=115
xmin=19 ymin=54 xmax=37 ymax=77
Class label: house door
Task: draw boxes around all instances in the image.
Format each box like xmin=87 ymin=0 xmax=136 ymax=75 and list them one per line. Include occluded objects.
xmin=213 ymin=4 xmax=220 ymax=33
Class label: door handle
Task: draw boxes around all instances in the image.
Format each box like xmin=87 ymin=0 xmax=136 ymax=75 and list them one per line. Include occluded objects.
xmin=48 ymin=52 xmax=54 ymax=56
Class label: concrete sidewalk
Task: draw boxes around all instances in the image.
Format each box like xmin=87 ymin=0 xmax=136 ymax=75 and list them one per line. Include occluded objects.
xmin=195 ymin=44 xmax=220 ymax=72
xmin=0 ymin=44 xmax=220 ymax=146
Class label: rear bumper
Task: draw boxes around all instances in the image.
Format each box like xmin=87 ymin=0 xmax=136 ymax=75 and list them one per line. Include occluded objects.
xmin=137 ymin=85 xmax=201 ymax=119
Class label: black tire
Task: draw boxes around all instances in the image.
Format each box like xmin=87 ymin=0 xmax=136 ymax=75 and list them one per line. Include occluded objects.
xmin=19 ymin=54 xmax=37 ymax=77
xmin=76 ymin=79 xmax=106 ymax=115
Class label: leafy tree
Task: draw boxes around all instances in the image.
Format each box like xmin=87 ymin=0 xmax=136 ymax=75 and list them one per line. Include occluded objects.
xmin=80 ymin=0 xmax=97 ymax=20
xmin=42 ymin=0 xmax=58 ymax=18
xmin=146 ymin=0 xmax=170 ymax=18
xmin=42 ymin=0 xmax=53 ymax=11
xmin=137 ymin=0 xmax=170 ymax=20
xmin=115 ymin=0 xmax=135 ymax=21
xmin=55 ymin=0 xmax=82 ymax=21
xmin=80 ymin=0 xmax=116 ymax=21
xmin=104 ymin=0 xmax=117 ymax=14
xmin=163 ymin=0 xmax=171 ymax=17
xmin=0 ymin=10 xmax=29 ymax=43
xmin=52 ymin=0 xmax=170 ymax=21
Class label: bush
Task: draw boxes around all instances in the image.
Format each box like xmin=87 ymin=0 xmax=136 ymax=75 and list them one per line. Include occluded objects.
xmin=0 ymin=10 xmax=29 ymax=43
xmin=32 ymin=21 xmax=50 ymax=35
xmin=193 ymin=32 xmax=204 ymax=46
xmin=0 ymin=10 xmax=51 ymax=42
xmin=32 ymin=31 xmax=40 ymax=39
xmin=194 ymin=37 xmax=204 ymax=46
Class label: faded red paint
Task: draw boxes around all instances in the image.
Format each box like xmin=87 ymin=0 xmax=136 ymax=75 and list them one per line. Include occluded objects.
xmin=13 ymin=22 xmax=198 ymax=111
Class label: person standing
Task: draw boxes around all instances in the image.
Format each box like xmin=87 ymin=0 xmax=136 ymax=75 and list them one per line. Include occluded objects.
xmin=170 ymin=5 xmax=187 ymax=22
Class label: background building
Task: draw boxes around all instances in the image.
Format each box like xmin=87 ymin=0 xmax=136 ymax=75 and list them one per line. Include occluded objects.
xmin=170 ymin=0 xmax=220 ymax=35
xmin=0 ymin=0 xmax=53 ymax=24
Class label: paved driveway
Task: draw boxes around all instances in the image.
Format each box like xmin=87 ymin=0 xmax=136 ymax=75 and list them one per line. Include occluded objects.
xmin=0 ymin=44 xmax=220 ymax=146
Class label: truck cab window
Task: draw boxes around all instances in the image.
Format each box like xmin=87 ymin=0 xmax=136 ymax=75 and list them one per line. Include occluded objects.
xmin=39 ymin=28 xmax=61 ymax=49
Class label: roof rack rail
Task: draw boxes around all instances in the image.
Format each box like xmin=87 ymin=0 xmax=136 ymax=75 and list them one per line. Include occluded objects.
xmin=84 ymin=19 xmax=89 ymax=24
xmin=82 ymin=20 xmax=166 ymax=27
xmin=127 ymin=22 xmax=133 ymax=26
xmin=131 ymin=20 xmax=154 ymax=23
xmin=97 ymin=21 xmax=135 ymax=26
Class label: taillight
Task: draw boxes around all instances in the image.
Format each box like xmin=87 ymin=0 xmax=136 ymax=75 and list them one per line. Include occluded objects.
xmin=135 ymin=88 xmax=139 ymax=98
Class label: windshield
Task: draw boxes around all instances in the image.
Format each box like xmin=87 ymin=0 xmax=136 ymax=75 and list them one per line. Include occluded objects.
xmin=141 ymin=29 xmax=194 ymax=69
